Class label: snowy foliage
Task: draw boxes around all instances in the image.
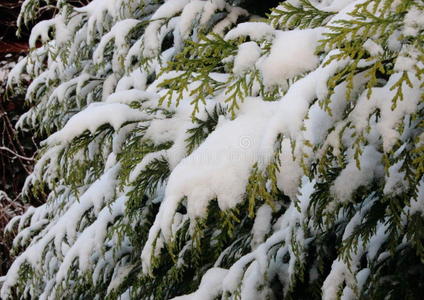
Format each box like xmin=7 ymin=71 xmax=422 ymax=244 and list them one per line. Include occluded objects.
xmin=1 ymin=0 xmax=424 ymax=299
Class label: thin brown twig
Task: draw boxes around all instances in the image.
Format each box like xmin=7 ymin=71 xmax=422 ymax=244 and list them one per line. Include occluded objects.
xmin=0 ymin=146 xmax=35 ymax=161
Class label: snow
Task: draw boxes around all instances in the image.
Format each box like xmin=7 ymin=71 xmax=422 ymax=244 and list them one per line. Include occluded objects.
xmin=106 ymin=89 xmax=158 ymax=104
xmin=403 ymin=6 xmax=424 ymax=36
xmin=260 ymin=51 xmax=348 ymax=163
xmin=394 ymin=46 xmax=421 ymax=72
xmin=322 ymin=259 xmax=354 ymax=300
xmin=75 ymin=0 xmax=118 ymax=43
xmin=116 ymin=69 xmax=148 ymax=91
xmin=45 ymin=103 xmax=148 ymax=145
xmin=128 ymin=151 xmax=167 ymax=183
xmin=93 ymin=19 xmax=140 ymax=71
xmin=233 ymin=42 xmax=261 ymax=75
xmin=363 ymin=39 xmax=383 ymax=56
xmin=143 ymin=0 xmax=190 ymax=57
xmin=317 ymin=0 xmax=358 ymax=12
xmin=178 ymin=0 xmax=205 ymax=40
xmin=251 ymin=204 xmax=273 ymax=249
xmin=199 ymin=0 xmax=226 ymax=26
xmin=29 ymin=19 xmax=57 ymax=48
xmin=220 ymin=196 xmax=308 ymax=295
xmin=331 ymin=146 xmax=381 ymax=203
xmin=259 ymin=28 xmax=323 ymax=87
xmin=54 ymin=14 xmax=78 ymax=46
xmin=277 ymin=139 xmax=303 ymax=200
xmin=106 ymin=261 xmax=135 ymax=295
xmin=212 ymin=7 xmax=248 ymax=36
xmin=240 ymin=261 xmax=270 ymax=300
xmin=225 ymin=22 xmax=275 ymax=41
xmin=356 ymin=268 xmax=370 ymax=290
xmin=366 ymin=222 xmax=389 ymax=260
xmin=350 ymin=71 xmax=421 ymax=152
xmin=56 ymin=195 xmax=127 ymax=281
xmin=6 ymin=57 xmax=27 ymax=87
xmin=383 ymin=159 xmax=407 ymax=195
xmin=171 ymin=268 xmax=228 ymax=300
xmin=409 ymin=179 xmax=424 ymax=215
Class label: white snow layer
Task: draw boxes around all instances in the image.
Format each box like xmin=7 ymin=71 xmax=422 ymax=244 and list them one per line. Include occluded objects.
xmin=259 ymin=28 xmax=323 ymax=86
xmin=45 ymin=103 xmax=148 ymax=145
xmin=233 ymin=42 xmax=261 ymax=75
xmin=171 ymin=268 xmax=228 ymax=300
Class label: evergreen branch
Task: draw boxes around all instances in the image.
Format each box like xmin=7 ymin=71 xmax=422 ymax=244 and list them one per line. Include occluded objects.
xmin=269 ymin=0 xmax=335 ymax=29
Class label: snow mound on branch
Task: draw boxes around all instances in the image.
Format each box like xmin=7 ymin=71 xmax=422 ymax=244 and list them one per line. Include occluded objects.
xmin=142 ymin=98 xmax=278 ymax=271
xmin=171 ymin=268 xmax=228 ymax=300
xmin=233 ymin=42 xmax=261 ymax=75
xmin=167 ymin=98 xmax=275 ymax=216
xmin=259 ymin=28 xmax=323 ymax=86
xmin=46 ymin=103 xmax=147 ymax=145
xmin=225 ymin=22 xmax=275 ymax=41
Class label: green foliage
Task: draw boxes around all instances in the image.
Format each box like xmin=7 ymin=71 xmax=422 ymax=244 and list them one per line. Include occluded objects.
xmin=185 ymin=104 xmax=226 ymax=154
xmin=269 ymin=0 xmax=335 ymax=30
xmin=158 ymin=34 xmax=237 ymax=117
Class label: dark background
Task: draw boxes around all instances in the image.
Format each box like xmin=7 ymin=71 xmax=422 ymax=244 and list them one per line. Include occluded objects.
xmin=0 ymin=0 xmax=36 ymax=276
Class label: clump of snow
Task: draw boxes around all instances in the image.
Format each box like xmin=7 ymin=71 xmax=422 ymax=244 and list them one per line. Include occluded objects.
xmin=106 ymin=89 xmax=159 ymax=104
xmin=251 ymin=204 xmax=273 ymax=249
xmin=350 ymin=70 xmax=421 ymax=152
xmin=233 ymin=42 xmax=261 ymax=75
xmin=45 ymin=103 xmax=148 ymax=145
xmin=403 ymin=6 xmax=424 ymax=36
xmin=383 ymin=160 xmax=407 ymax=195
xmin=143 ymin=0 xmax=190 ymax=57
xmin=363 ymin=39 xmax=383 ymax=56
xmin=29 ymin=19 xmax=57 ymax=48
xmin=331 ymin=146 xmax=382 ymax=203
xmin=172 ymin=268 xmax=228 ymax=300
xmin=259 ymin=28 xmax=323 ymax=87
xmin=93 ymin=19 xmax=140 ymax=72
xmin=225 ymin=22 xmax=275 ymax=42
xmin=212 ymin=7 xmax=248 ymax=36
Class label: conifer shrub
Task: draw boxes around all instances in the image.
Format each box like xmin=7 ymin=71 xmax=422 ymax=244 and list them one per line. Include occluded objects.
xmin=1 ymin=0 xmax=423 ymax=299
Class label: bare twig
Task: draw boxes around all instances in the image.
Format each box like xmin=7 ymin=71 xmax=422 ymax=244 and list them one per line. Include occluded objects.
xmin=0 ymin=146 xmax=35 ymax=161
